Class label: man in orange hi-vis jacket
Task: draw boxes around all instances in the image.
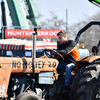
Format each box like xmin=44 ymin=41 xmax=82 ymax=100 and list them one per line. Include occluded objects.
xmin=56 ymin=30 xmax=80 ymax=92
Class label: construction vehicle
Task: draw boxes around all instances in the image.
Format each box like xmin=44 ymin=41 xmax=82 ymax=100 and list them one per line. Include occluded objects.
xmin=43 ymin=21 xmax=100 ymax=100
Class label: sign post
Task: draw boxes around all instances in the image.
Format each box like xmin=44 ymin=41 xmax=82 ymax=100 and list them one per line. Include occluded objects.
xmin=32 ymin=28 xmax=37 ymax=73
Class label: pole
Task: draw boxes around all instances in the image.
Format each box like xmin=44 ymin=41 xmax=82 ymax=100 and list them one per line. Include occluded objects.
xmin=66 ymin=9 xmax=68 ymax=33
xmin=32 ymin=28 xmax=37 ymax=73
xmin=1 ymin=0 xmax=6 ymax=39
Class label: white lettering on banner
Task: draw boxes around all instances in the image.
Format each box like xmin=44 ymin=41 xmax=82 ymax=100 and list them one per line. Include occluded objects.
xmin=13 ymin=31 xmax=16 ymax=36
xmin=45 ymin=31 xmax=48 ymax=35
xmin=37 ymin=31 xmax=57 ymax=36
xmin=54 ymin=31 xmax=58 ymax=35
xmin=22 ymin=31 xmax=25 ymax=35
xmin=38 ymin=31 xmax=40 ymax=36
xmin=26 ymin=31 xmax=28 ymax=36
xmin=15 ymin=31 xmax=18 ymax=36
xmin=6 ymin=29 xmax=62 ymax=37
xmin=7 ymin=31 xmax=33 ymax=36
xmin=0 ymin=84 xmax=6 ymax=93
xmin=17 ymin=31 xmax=21 ymax=36
xmin=49 ymin=31 xmax=53 ymax=35
xmin=8 ymin=31 xmax=57 ymax=36
xmin=41 ymin=31 xmax=44 ymax=36
xmin=8 ymin=31 xmax=12 ymax=35
xmin=29 ymin=31 xmax=32 ymax=35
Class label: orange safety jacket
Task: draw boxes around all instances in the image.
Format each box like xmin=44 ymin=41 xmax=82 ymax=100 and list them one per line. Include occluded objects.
xmin=57 ymin=40 xmax=80 ymax=63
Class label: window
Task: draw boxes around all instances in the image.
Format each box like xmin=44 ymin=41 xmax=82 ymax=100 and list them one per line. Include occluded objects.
xmin=6 ymin=51 xmax=12 ymax=56
xmin=44 ymin=51 xmax=50 ymax=56
xmin=25 ymin=51 xmax=32 ymax=57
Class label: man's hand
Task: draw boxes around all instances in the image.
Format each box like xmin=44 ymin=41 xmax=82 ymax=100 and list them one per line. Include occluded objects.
xmin=44 ymin=49 xmax=56 ymax=54
xmin=46 ymin=49 xmax=52 ymax=51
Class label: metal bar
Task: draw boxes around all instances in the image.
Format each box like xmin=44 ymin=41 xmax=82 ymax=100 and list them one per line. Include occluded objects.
xmin=6 ymin=0 xmax=20 ymax=27
xmin=2 ymin=26 xmax=36 ymax=29
xmin=32 ymin=28 xmax=37 ymax=72
xmin=26 ymin=0 xmax=41 ymax=26
xmin=66 ymin=9 xmax=68 ymax=32
xmin=1 ymin=0 xmax=6 ymax=39
xmin=75 ymin=21 xmax=100 ymax=43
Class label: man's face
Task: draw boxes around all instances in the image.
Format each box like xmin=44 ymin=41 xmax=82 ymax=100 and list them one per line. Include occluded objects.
xmin=58 ymin=35 xmax=67 ymax=43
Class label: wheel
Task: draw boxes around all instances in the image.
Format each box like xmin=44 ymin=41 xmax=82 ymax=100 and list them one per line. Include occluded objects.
xmin=44 ymin=79 xmax=71 ymax=100
xmin=43 ymin=48 xmax=64 ymax=61
xmin=70 ymin=61 xmax=100 ymax=100
xmin=15 ymin=91 xmax=41 ymax=100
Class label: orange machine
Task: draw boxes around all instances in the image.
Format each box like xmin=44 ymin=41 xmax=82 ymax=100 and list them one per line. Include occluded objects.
xmin=1 ymin=22 xmax=100 ymax=100
xmin=0 ymin=56 xmax=58 ymax=99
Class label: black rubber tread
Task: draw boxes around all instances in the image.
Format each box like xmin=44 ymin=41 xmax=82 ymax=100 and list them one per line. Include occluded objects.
xmin=15 ymin=91 xmax=41 ymax=100
xmin=70 ymin=63 xmax=100 ymax=100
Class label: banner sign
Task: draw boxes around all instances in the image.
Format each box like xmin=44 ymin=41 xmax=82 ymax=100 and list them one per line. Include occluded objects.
xmin=5 ymin=29 xmax=63 ymax=37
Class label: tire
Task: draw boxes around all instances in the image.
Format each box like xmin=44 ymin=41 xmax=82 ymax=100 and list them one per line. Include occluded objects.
xmin=15 ymin=91 xmax=41 ymax=100
xmin=45 ymin=78 xmax=70 ymax=100
xmin=70 ymin=62 xmax=100 ymax=100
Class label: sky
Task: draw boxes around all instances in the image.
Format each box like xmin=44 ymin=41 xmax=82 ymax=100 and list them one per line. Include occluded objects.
xmin=0 ymin=0 xmax=100 ymax=29
xmin=35 ymin=0 xmax=100 ymax=26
